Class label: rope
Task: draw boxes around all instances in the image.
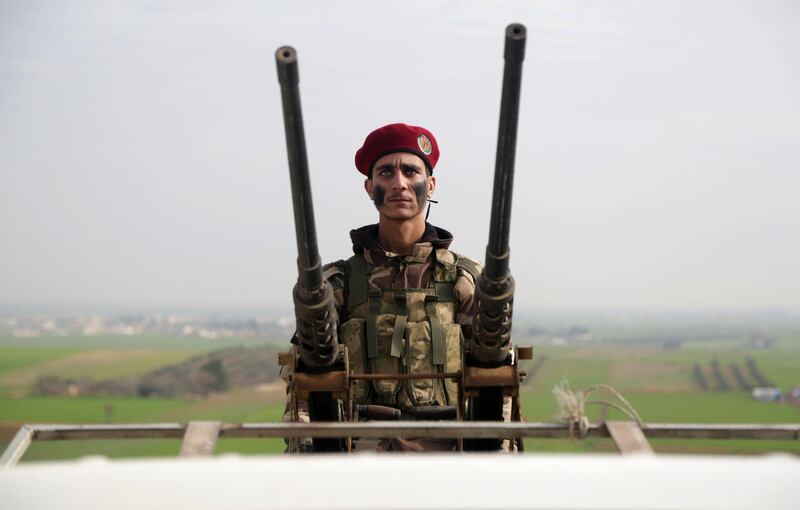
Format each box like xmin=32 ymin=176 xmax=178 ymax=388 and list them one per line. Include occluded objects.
xmin=552 ymin=380 xmax=645 ymax=439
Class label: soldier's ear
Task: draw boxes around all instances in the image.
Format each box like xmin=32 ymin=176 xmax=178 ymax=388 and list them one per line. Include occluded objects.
xmin=427 ymin=175 xmax=436 ymax=197
xmin=364 ymin=178 xmax=373 ymax=199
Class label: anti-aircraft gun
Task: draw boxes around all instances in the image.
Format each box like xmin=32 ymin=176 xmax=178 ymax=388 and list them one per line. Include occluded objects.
xmin=461 ymin=23 xmax=532 ymax=451
xmin=275 ymin=24 xmax=532 ymax=453
xmin=275 ymin=46 xmax=347 ymax=452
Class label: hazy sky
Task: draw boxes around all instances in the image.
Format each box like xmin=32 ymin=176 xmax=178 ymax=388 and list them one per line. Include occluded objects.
xmin=1 ymin=0 xmax=798 ymax=313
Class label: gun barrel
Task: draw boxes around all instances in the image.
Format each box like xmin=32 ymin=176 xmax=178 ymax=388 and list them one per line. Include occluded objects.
xmin=470 ymin=23 xmax=526 ymax=368
xmin=276 ymin=46 xmax=337 ymax=369
xmin=485 ymin=23 xmax=526 ymax=281
xmin=276 ymin=46 xmax=322 ymax=291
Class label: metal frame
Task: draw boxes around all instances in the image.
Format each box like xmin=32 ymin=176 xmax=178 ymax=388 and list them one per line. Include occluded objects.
xmin=3 ymin=421 xmax=798 ymax=467
xmin=282 ymin=344 xmax=534 ymax=452
xmin=286 ymin=346 xmax=502 ymax=451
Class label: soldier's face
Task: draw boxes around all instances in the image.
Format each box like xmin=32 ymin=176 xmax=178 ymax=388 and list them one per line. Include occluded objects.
xmin=365 ymin=153 xmax=436 ymax=221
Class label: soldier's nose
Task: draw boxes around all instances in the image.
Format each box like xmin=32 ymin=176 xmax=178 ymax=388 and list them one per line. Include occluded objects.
xmin=391 ymin=173 xmax=408 ymax=189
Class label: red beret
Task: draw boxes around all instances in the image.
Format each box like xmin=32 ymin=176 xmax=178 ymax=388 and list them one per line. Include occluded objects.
xmin=354 ymin=123 xmax=440 ymax=177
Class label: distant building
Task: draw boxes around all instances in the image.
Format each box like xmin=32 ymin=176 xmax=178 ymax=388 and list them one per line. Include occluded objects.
xmin=751 ymin=387 xmax=782 ymax=402
xmin=744 ymin=334 xmax=776 ymax=350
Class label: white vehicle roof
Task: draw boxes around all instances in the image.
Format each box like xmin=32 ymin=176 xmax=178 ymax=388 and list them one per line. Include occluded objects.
xmin=2 ymin=453 xmax=797 ymax=510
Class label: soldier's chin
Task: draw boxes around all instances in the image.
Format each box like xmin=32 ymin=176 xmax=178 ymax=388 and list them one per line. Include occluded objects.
xmin=380 ymin=206 xmax=421 ymax=221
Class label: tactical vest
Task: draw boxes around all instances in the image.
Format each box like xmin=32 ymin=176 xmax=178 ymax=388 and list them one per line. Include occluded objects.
xmin=328 ymin=248 xmax=479 ymax=411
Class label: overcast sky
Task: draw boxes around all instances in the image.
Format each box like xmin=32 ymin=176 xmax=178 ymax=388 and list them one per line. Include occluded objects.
xmin=1 ymin=0 xmax=798 ymax=314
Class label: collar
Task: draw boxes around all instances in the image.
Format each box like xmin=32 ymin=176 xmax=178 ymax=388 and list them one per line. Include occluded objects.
xmin=349 ymin=222 xmax=454 ymax=255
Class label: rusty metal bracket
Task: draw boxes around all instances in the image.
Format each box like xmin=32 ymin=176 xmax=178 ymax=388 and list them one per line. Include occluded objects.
xmin=293 ymin=370 xmax=348 ymax=393
xmin=277 ymin=351 xmax=295 ymax=366
xmin=516 ymin=345 xmax=533 ymax=360
xmin=462 ymin=346 xmax=528 ymax=391
xmin=351 ymin=372 xmax=460 ymax=381
xmin=463 ymin=365 xmax=517 ymax=388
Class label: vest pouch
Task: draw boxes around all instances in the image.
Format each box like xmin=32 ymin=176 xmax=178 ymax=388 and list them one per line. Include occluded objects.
xmin=340 ymin=318 xmax=370 ymax=403
xmin=404 ymin=320 xmax=437 ymax=406
xmin=370 ymin=313 xmax=402 ymax=403
xmin=442 ymin=322 xmax=463 ymax=403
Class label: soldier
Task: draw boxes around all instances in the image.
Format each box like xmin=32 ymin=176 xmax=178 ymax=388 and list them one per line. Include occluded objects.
xmin=284 ymin=122 xmax=499 ymax=451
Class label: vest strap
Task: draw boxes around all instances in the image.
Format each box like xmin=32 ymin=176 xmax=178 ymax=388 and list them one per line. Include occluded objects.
xmin=366 ymin=288 xmax=381 ymax=359
xmin=456 ymin=256 xmax=482 ymax=281
xmin=390 ymin=292 xmax=407 ymax=358
xmin=434 ymin=282 xmax=456 ymax=302
xmin=347 ymin=254 xmax=369 ymax=310
xmin=425 ymin=295 xmax=445 ymax=366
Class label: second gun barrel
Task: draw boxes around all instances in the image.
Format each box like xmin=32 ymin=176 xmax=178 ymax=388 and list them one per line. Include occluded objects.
xmin=485 ymin=23 xmax=526 ymax=281
xmin=276 ymin=45 xmax=323 ymax=291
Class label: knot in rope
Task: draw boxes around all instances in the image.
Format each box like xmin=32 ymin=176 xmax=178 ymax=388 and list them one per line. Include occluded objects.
xmin=552 ymin=380 xmax=645 ymax=440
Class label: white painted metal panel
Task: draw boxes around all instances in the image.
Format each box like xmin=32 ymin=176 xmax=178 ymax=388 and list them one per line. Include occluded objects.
xmin=1 ymin=453 xmax=797 ymax=510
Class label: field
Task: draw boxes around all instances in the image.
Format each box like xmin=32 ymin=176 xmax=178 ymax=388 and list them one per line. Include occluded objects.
xmin=521 ymin=343 xmax=800 ymax=393
xmin=1 ymin=331 xmax=799 ymax=461
xmin=0 ymin=347 xmax=201 ymax=396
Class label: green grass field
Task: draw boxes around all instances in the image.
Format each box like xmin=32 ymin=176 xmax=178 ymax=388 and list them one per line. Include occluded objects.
xmin=521 ymin=390 xmax=800 ymax=423
xmin=0 ymin=392 xmax=288 ymax=461
xmin=0 ymin=396 xmax=190 ymax=422
xmin=0 ymin=347 xmax=202 ymax=395
xmin=0 ymin=347 xmax=85 ymax=375
xmin=524 ymin=344 xmax=800 ymax=393
xmin=1 ymin=333 xmax=798 ymax=461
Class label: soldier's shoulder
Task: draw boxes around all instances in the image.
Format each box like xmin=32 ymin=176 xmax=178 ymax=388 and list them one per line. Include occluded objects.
xmin=451 ymin=252 xmax=483 ymax=281
xmin=322 ymin=260 xmax=347 ymax=287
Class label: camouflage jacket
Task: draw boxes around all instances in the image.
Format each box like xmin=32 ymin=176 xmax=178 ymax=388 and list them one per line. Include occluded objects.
xmin=321 ymin=223 xmax=482 ymax=410
xmin=324 ymin=223 xmax=479 ymax=339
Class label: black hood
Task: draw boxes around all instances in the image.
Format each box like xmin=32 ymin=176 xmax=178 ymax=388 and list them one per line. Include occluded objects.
xmin=349 ymin=223 xmax=453 ymax=254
